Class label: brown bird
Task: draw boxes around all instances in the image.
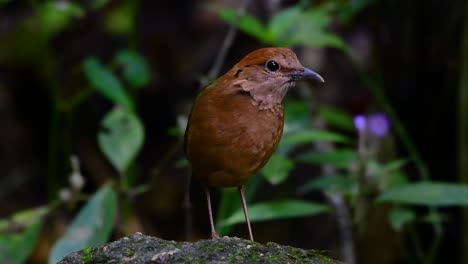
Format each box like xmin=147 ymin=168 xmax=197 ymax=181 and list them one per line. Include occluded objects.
xmin=184 ymin=47 xmax=324 ymax=241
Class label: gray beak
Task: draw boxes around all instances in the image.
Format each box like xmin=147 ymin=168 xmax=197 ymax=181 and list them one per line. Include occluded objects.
xmin=289 ymin=68 xmax=325 ymax=83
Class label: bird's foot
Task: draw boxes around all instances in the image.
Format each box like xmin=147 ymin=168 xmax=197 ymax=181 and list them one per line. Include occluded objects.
xmin=211 ymin=232 xmax=219 ymax=239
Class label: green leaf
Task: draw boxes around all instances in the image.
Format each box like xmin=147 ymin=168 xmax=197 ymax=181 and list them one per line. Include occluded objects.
xmin=382 ymin=159 xmax=409 ymax=173
xmin=90 ymin=0 xmax=109 ymax=9
xmin=298 ymin=149 xmax=357 ymax=168
xmin=261 ymin=154 xmax=294 ymax=185
xmin=83 ymin=57 xmax=133 ymax=109
xmin=0 ymin=0 xmax=13 ymax=7
xmin=38 ymin=1 xmax=85 ymax=36
xmin=299 ymin=175 xmax=356 ymax=194
xmin=0 ymin=221 xmax=42 ymax=264
xmin=283 ymin=100 xmax=311 ymax=135
xmin=217 ymin=8 xmax=268 ymax=42
xmin=318 ymin=105 xmax=355 ymax=131
xmin=280 ymin=130 xmax=352 ymax=148
xmin=378 ymin=182 xmax=468 ymax=206
xmin=421 ymin=210 xmax=447 ymax=225
xmin=388 ymin=207 xmax=415 ymax=231
xmin=105 ymin=2 xmax=135 ymax=35
xmin=0 ymin=206 xmax=49 ymax=232
xmin=49 ymin=185 xmax=117 ymax=264
xmin=98 ymin=108 xmax=144 ymax=173
xmin=115 ymin=50 xmax=150 ymax=88
xmin=219 ymin=200 xmax=329 ymax=227
xmin=279 ymin=9 xmax=346 ymax=50
xmin=267 ymin=6 xmax=302 ymax=42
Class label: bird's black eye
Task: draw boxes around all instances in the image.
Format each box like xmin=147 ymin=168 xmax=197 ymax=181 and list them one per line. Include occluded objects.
xmin=266 ymin=60 xmax=280 ymax=72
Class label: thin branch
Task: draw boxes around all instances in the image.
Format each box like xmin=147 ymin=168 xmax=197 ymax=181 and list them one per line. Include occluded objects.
xmin=202 ymin=0 xmax=251 ymax=87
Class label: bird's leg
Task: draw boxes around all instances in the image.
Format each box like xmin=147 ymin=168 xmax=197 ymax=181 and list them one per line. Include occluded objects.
xmin=239 ymin=185 xmax=254 ymax=241
xmin=205 ymin=188 xmax=219 ymax=239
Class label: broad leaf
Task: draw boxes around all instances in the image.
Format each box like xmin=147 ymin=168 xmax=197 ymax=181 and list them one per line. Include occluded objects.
xmin=378 ymin=182 xmax=468 ymax=206
xmin=98 ymin=108 xmax=144 ymax=173
xmin=115 ymin=49 xmax=150 ymax=88
xmin=0 ymin=206 xmax=49 ymax=232
xmin=38 ymin=1 xmax=84 ymax=36
xmin=299 ymin=175 xmax=355 ymax=194
xmin=388 ymin=207 xmax=415 ymax=231
xmin=219 ymin=199 xmax=329 ymax=227
xmin=83 ymin=57 xmax=133 ymax=109
xmin=280 ymin=130 xmax=352 ymax=148
xmin=268 ymin=6 xmax=301 ymax=42
xmin=279 ymin=9 xmax=347 ymax=50
xmin=49 ymin=185 xmax=117 ymax=264
xmin=298 ymin=149 xmax=357 ymax=168
xmin=105 ymin=1 xmax=135 ymax=35
xmin=261 ymin=154 xmax=294 ymax=185
xmin=319 ymin=105 xmax=355 ymax=131
xmin=217 ymin=8 xmax=268 ymax=42
xmin=382 ymin=159 xmax=409 ymax=173
xmin=0 ymin=221 xmax=42 ymax=264
xmin=283 ymin=100 xmax=311 ymax=135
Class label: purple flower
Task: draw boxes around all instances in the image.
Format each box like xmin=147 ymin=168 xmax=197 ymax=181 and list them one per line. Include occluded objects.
xmin=354 ymin=115 xmax=367 ymax=132
xmin=354 ymin=112 xmax=391 ymax=138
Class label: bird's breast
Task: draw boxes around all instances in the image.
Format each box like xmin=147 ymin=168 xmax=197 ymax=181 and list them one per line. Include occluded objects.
xmin=186 ymin=88 xmax=285 ymax=187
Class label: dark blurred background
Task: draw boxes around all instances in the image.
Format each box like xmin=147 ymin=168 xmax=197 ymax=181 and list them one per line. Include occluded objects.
xmin=0 ymin=0 xmax=466 ymax=263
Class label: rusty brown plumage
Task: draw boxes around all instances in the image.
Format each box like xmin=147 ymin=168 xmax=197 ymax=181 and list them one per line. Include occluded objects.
xmin=184 ymin=47 xmax=324 ymax=241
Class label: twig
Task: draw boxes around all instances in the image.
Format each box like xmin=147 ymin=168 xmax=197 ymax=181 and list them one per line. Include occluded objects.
xmin=203 ymin=0 xmax=252 ymax=87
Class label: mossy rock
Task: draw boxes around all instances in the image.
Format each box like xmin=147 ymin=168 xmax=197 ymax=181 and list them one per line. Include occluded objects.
xmin=59 ymin=232 xmax=340 ymax=264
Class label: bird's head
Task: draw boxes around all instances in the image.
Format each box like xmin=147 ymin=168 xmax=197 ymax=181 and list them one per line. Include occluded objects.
xmin=228 ymin=47 xmax=324 ymax=109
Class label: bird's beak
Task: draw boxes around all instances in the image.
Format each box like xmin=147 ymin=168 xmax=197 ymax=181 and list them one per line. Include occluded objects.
xmin=288 ymin=68 xmax=325 ymax=83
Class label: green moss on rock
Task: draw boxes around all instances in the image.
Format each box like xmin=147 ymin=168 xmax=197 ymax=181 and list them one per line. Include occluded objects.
xmin=59 ymin=233 xmax=340 ymax=264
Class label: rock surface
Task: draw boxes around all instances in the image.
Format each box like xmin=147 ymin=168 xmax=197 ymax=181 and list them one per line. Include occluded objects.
xmin=59 ymin=233 xmax=340 ymax=264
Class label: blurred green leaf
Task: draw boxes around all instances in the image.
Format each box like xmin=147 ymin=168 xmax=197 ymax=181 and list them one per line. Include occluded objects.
xmin=105 ymin=2 xmax=135 ymax=35
xmin=216 ymin=5 xmax=346 ymax=49
xmin=382 ymin=159 xmax=409 ymax=173
xmin=388 ymin=207 xmax=415 ymax=231
xmin=379 ymin=171 xmax=410 ymax=191
xmin=298 ymin=149 xmax=357 ymax=168
xmin=338 ymin=0 xmax=376 ymax=23
xmin=261 ymin=154 xmax=294 ymax=185
xmin=0 ymin=0 xmax=13 ymax=7
xmin=319 ymin=105 xmax=355 ymax=131
xmin=0 ymin=206 xmax=49 ymax=232
xmin=83 ymin=57 xmax=133 ymax=109
xmin=98 ymin=108 xmax=144 ymax=173
xmin=219 ymin=200 xmax=329 ymax=227
xmin=90 ymin=0 xmax=110 ymax=9
xmin=378 ymin=182 xmax=468 ymax=206
xmin=278 ymin=9 xmax=346 ymax=49
xmin=281 ymin=130 xmax=352 ymax=148
xmin=283 ymin=100 xmax=311 ymax=135
xmin=167 ymin=126 xmax=182 ymax=137
xmin=115 ymin=50 xmax=151 ymax=88
xmin=267 ymin=6 xmax=302 ymax=42
xmin=217 ymin=8 xmax=269 ymax=42
xmin=38 ymin=1 xmax=84 ymax=36
xmin=216 ymin=188 xmax=241 ymax=235
xmin=368 ymin=159 xmax=409 ymax=177
xmin=49 ymin=185 xmax=117 ymax=264
xmin=299 ymin=175 xmax=356 ymax=194
xmin=0 ymin=221 xmax=42 ymax=264
xmin=421 ymin=210 xmax=448 ymax=225
xmin=174 ymin=158 xmax=188 ymax=168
